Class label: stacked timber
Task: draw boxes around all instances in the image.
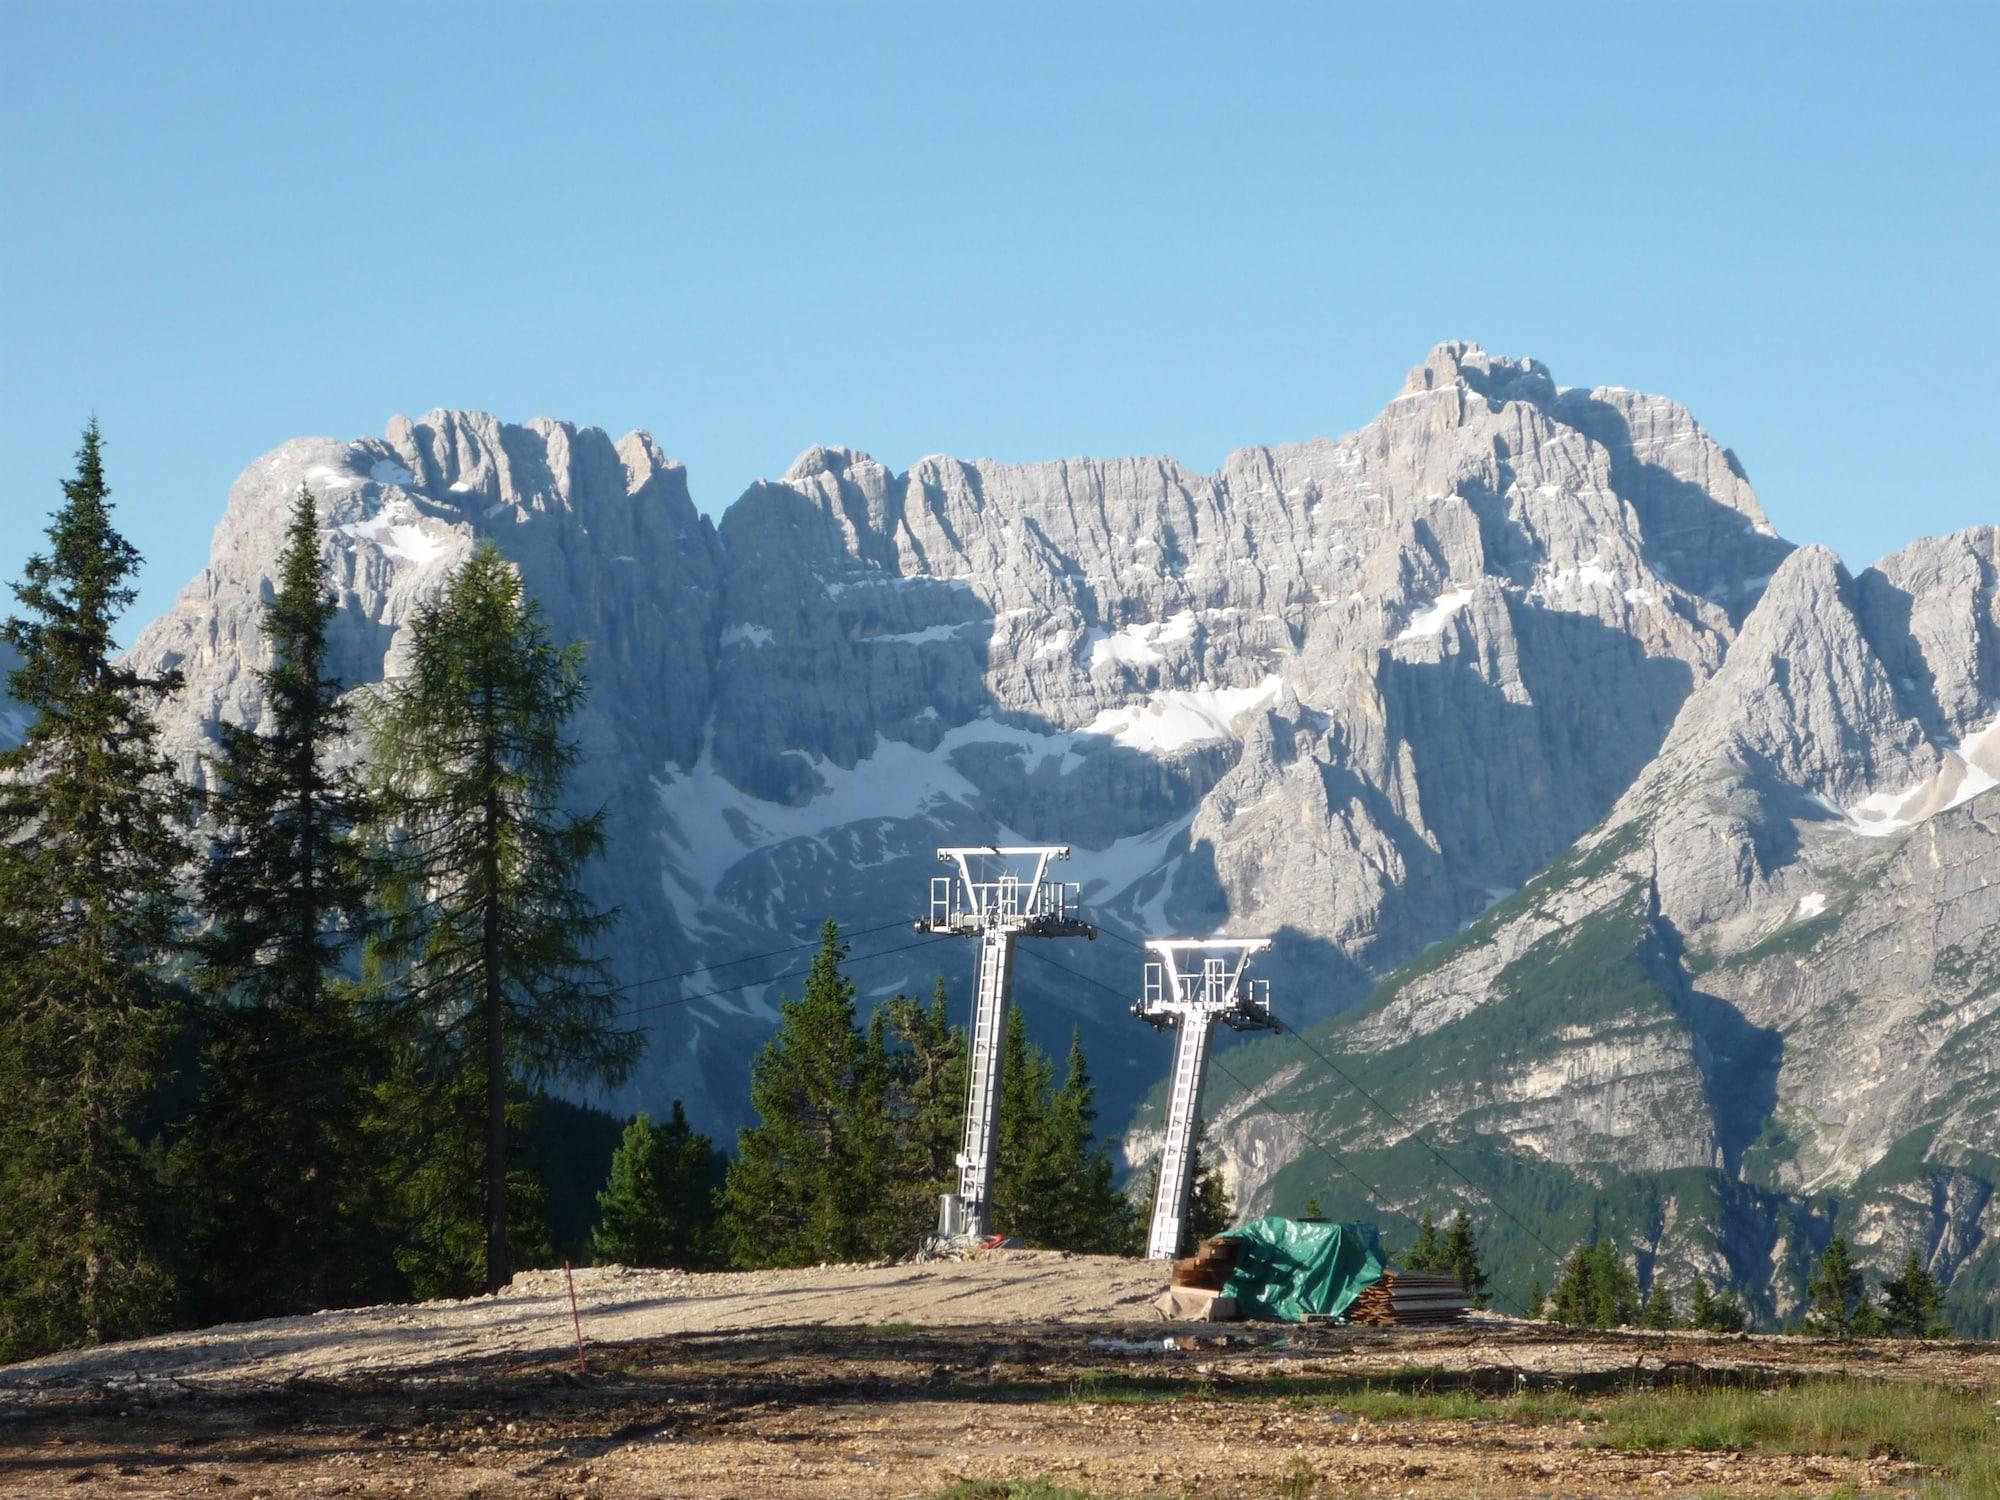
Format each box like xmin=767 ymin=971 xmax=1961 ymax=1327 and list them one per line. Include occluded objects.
xmin=1169 ymin=1237 xmax=1239 ymax=1290
xmin=1345 ymin=1269 xmax=1469 ymax=1326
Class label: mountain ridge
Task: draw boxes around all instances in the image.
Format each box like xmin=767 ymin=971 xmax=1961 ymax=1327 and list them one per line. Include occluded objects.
xmin=16 ymin=343 xmax=1990 ymax=1321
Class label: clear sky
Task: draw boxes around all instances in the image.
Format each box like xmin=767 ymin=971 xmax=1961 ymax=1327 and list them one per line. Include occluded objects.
xmin=3 ymin=1 xmax=1993 ymax=637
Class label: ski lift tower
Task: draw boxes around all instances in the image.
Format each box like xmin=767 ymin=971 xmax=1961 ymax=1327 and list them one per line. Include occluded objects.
xmin=920 ymin=846 xmax=1095 ymax=1243
xmin=1133 ymin=939 xmax=1280 ymax=1261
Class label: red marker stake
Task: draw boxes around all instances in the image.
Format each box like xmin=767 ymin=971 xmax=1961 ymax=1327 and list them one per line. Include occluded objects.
xmin=565 ymin=1260 xmax=589 ymax=1375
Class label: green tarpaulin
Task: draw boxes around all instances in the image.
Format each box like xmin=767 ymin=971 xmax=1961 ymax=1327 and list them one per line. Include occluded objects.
xmin=1218 ymin=1217 xmax=1387 ymax=1322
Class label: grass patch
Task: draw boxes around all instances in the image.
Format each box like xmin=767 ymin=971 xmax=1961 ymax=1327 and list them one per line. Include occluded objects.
xmin=1600 ymin=1379 xmax=1998 ymax=1495
xmin=1283 ymin=1384 xmax=1591 ymax=1424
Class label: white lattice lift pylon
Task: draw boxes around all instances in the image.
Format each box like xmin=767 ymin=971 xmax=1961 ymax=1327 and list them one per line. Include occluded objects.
xmin=917 ymin=846 xmax=1096 ymax=1243
xmin=1133 ymin=939 xmax=1281 ymax=1261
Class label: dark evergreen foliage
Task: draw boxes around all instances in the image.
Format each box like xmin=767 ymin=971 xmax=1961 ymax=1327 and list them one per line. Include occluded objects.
xmin=1549 ymin=1240 xmax=1640 ymax=1328
xmin=0 ymin=424 xmax=192 ymax=1357
xmin=593 ymin=1102 xmax=726 ymax=1268
xmin=172 ymin=486 xmax=384 ymax=1321
xmin=1805 ymin=1235 xmax=1872 ymax=1339
xmin=718 ymin=921 xmax=897 ymax=1267
xmin=1879 ymin=1249 xmax=1948 ymax=1338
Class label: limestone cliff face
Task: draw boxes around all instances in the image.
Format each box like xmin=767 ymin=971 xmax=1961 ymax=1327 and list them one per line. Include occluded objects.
xmin=1220 ymin=525 xmax=2000 ymax=1322
xmin=120 ymin=344 xmax=1787 ymax=1130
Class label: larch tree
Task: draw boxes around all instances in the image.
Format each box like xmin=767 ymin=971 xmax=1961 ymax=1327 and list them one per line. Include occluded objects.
xmin=362 ymin=542 xmax=638 ymax=1295
xmin=0 ymin=422 xmax=192 ymax=1356
xmin=174 ymin=485 xmax=380 ymax=1320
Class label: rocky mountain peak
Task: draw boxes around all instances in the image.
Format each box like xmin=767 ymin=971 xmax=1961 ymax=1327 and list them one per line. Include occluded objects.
xmin=1398 ymin=340 xmax=1555 ymax=404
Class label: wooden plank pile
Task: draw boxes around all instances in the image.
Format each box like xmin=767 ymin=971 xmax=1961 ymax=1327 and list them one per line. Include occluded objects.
xmin=1169 ymin=1237 xmax=1239 ymax=1291
xmin=1343 ymin=1269 xmax=1470 ymax=1326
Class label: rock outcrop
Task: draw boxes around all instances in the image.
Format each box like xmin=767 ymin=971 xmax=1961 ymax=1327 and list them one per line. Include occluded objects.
xmin=120 ymin=344 xmax=1790 ymax=1133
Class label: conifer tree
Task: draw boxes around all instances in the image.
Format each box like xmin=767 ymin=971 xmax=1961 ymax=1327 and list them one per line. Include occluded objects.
xmin=1805 ymin=1235 xmax=1868 ymax=1339
xmin=1441 ymin=1208 xmax=1491 ymax=1308
xmin=1550 ymin=1241 xmax=1640 ymax=1328
xmin=1879 ymin=1249 xmax=1948 ymax=1338
xmin=876 ymin=978 xmax=967 ymax=1246
xmin=362 ymin=543 xmax=638 ymax=1294
xmin=719 ymin=921 xmax=894 ymax=1267
xmin=1525 ymin=1276 xmax=1547 ymax=1319
xmin=0 ymin=422 xmax=192 ymax=1356
xmin=1402 ymin=1211 xmax=1446 ymax=1271
xmin=1687 ymin=1272 xmax=1748 ymax=1333
xmin=1688 ymin=1273 xmax=1716 ymax=1329
xmin=992 ymin=1005 xmax=1056 ymax=1237
xmin=1021 ymin=1029 xmax=1136 ymax=1253
xmin=173 ymin=486 xmax=379 ymax=1321
xmin=1638 ymin=1279 xmax=1676 ymax=1329
xmin=592 ymin=1102 xmax=724 ymax=1268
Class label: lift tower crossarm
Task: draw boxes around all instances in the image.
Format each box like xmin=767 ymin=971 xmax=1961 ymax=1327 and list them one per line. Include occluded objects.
xmin=1133 ymin=938 xmax=1281 ymax=1262
xmin=918 ymin=845 xmax=1096 ymax=1244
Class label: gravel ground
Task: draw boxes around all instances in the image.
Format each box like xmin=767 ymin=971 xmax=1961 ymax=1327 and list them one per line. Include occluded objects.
xmin=2 ymin=1254 xmax=1996 ymax=1498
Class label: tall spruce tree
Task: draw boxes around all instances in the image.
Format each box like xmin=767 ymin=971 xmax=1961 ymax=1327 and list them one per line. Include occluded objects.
xmin=719 ymin=921 xmax=896 ymax=1267
xmin=362 ymin=543 xmax=638 ymax=1294
xmin=1017 ymin=1029 xmax=1136 ymax=1253
xmin=174 ymin=486 xmax=379 ymax=1320
xmin=991 ymin=1004 xmax=1056 ymax=1238
xmin=0 ymin=422 xmax=192 ymax=1356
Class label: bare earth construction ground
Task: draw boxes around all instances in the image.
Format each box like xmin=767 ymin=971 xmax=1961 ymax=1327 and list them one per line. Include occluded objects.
xmin=2 ymin=1253 xmax=1994 ymax=1498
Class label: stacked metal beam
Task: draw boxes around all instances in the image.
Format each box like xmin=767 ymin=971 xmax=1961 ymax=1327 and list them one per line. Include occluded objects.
xmin=1344 ymin=1269 xmax=1470 ymax=1325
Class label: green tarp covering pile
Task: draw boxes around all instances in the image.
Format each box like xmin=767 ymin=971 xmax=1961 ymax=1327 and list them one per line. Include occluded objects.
xmin=1218 ymin=1217 xmax=1388 ymax=1322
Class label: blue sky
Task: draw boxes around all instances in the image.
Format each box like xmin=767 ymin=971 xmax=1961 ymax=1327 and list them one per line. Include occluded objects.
xmin=3 ymin=1 xmax=1993 ymax=636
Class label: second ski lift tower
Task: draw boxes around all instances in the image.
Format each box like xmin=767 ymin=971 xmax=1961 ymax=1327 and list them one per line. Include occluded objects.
xmin=1133 ymin=939 xmax=1280 ymax=1261
xmin=919 ymin=846 xmax=1095 ymax=1243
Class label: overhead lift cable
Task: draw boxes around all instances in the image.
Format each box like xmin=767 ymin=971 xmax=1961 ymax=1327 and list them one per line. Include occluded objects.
xmin=230 ymin=922 xmax=950 ymax=1080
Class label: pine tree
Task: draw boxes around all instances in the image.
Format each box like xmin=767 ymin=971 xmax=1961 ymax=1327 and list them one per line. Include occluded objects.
xmin=0 ymin=423 xmax=192 ymax=1357
xmin=1638 ymin=1279 xmax=1676 ymax=1330
xmin=1441 ymin=1208 xmax=1491 ymax=1308
xmin=173 ymin=486 xmax=380 ymax=1321
xmin=719 ymin=921 xmax=894 ymax=1267
xmin=592 ymin=1103 xmax=724 ymax=1268
xmin=1402 ymin=1211 xmax=1446 ymax=1271
xmin=1879 ymin=1249 xmax=1947 ymax=1338
xmin=1805 ymin=1235 xmax=1867 ymax=1339
xmin=362 ymin=544 xmax=638 ymax=1294
xmin=1525 ymin=1277 xmax=1547 ymax=1319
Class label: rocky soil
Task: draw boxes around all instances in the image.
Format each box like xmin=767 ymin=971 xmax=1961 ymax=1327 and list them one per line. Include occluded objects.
xmin=4 ymin=1256 xmax=1994 ymax=1498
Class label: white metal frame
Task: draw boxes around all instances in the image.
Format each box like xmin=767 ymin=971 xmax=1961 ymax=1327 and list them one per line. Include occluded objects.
xmin=1133 ymin=938 xmax=1279 ymax=1261
xmin=920 ymin=846 xmax=1095 ymax=1242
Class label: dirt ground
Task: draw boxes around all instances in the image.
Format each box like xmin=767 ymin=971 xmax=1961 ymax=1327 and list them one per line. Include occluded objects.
xmin=2 ymin=1253 xmax=1994 ymax=1498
